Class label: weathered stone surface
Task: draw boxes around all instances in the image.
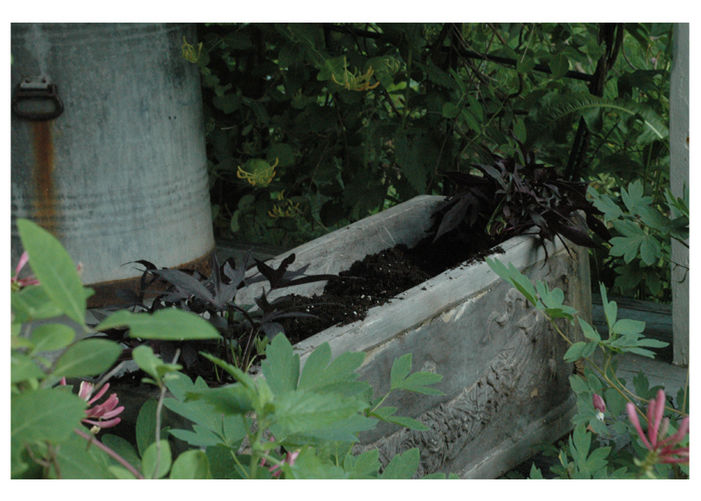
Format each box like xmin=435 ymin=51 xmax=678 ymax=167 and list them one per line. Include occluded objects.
xmin=256 ymin=195 xmax=591 ymax=478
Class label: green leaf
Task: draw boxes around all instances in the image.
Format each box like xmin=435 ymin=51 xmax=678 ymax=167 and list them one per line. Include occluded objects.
xmin=549 ymin=53 xmax=569 ymax=79
xmin=16 ymin=219 xmax=86 ymax=325
xmin=97 ymin=309 xmax=221 ymax=341
xmin=516 ymin=56 xmax=535 ymax=74
xmin=513 ymin=118 xmax=527 ymax=143
xmin=142 ymin=440 xmax=172 ymax=479
xmin=578 ymin=317 xmax=601 ymax=342
xmin=11 ymin=352 xmax=46 ymax=383
xmin=441 ymin=101 xmax=460 ymax=119
xmin=272 ymin=389 xmax=366 ymax=438
xmin=298 ymin=345 xmax=366 ymax=395
xmin=564 ymin=341 xmax=587 ymax=362
xmin=395 ymin=371 xmax=444 ymax=395
xmin=170 ymin=450 xmax=211 ymax=479
xmin=11 ymin=285 xmax=64 ymax=323
xmin=345 ymin=449 xmax=381 ymax=479
xmin=135 ymin=399 xmax=158 ymax=457
xmin=101 ymin=434 xmax=142 ymax=473
xmin=380 ymin=448 xmax=420 ymax=479
xmin=132 ymin=345 xmax=181 ymax=384
xmin=612 ymin=318 xmax=646 ymax=336
xmin=639 ymin=235 xmax=661 ymax=266
xmin=261 ymin=333 xmax=299 ymax=395
xmin=52 ymin=431 xmax=116 ymax=479
xmin=29 ymin=323 xmax=76 ymax=354
xmin=467 ymin=94 xmax=484 ymax=121
xmin=53 ymin=339 xmax=122 ymax=379
xmin=529 ymin=463 xmax=545 ymax=479
xmin=599 ymin=284 xmax=617 ymax=333
xmin=184 ymin=385 xmax=255 ymax=416
xmin=486 ymin=259 xmax=538 ymax=305
xmin=460 ymin=108 xmax=481 ymax=134
xmin=11 ymin=389 xmax=86 ymax=463
xmin=587 ymin=187 xmax=623 ymax=222
xmin=390 ymin=353 xmax=413 ymax=390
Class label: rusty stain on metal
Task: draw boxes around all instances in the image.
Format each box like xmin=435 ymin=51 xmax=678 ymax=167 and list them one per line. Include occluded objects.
xmin=30 ymin=120 xmax=58 ymax=233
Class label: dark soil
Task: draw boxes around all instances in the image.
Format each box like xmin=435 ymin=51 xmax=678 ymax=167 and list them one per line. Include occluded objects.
xmin=104 ymin=229 xmax=503 ymax=385
xmin=279 ymin=232 xmax=503 ymax=345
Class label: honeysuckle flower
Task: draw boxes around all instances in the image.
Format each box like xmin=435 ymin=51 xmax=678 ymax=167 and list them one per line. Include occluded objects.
xmin=593 ymin=393 xmax=606 ymax=421
xmin=626 ymin=389 xmax=689 ymax=472
xmin=236 ymin=158 xmax=279 ymax=187
xmin=331 ymin=57 xmax=380 ymax=91
xmin=11 ymin=251 xmax=40 ymax=290
xmin=61 ymin=378 xmax=124 ymax=431
xmin=267 ymin=450 xmax=300 ymax=478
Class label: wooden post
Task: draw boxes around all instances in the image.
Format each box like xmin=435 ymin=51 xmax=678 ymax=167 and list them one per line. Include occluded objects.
xmin=670 ymin=24 xmax=689 ymax=367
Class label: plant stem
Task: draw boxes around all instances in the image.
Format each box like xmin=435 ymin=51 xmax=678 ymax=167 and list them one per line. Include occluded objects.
xmin=73 ymin=428 xmax=144 ymax=479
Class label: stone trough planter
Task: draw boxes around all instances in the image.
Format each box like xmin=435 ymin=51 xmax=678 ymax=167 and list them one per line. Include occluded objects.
xmin=238 ymin=194 xmax=592 ymax=478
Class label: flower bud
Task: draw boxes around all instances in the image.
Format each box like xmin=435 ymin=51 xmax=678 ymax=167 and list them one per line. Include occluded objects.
xmin=593 ymin=393 xmax=606 ymax=420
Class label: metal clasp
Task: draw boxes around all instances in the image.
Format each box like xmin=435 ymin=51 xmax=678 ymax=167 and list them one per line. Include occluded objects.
xmin=12 ymin=76 xmax=64 ymax=121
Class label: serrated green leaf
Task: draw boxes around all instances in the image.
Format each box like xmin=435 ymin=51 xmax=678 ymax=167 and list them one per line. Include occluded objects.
xmin=53 ymin=339 xmax=122 ymax=379
xmin=299 ymin=345 xmax=366 ymax=395
xmin=529 ymin=463 xmax=545 ymax=478
xmin=639 ymin=235 xmax=661 ymax=266
xmin=142 ymin=440 xmax=172 ymax=479
xmin=273 ymin=390 xmax=366 ymax=437
xmin=395 ymin=371 xmax=444 ymax=395
xmin=345 ymin=449 xmax=380 ymax=479
xmin=184 ymin=385 xmax=254 ymax=416
xmin=381 ymin=414 xmax=429 ymax=431
xmin=390 ymin=353 xmax=413 ymax=390
xmin=381 ymin=448 xmax=420 ymax=479
xmin=261 ymin=333 xmax=299 ymax=395
xmin=97 ymin=309 xmax=220 ymax=341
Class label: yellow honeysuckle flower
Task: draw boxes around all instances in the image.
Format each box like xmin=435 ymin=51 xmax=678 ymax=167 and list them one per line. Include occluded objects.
xmin=236 ymin=158 xmax=279 ymax=187
xmin=332 ymin=58 xmax=380 ymax=92
xmin=268 ymin=197 xmax=302 ymax=219
xmin=181 ymin=36 xmax=203 ymax=64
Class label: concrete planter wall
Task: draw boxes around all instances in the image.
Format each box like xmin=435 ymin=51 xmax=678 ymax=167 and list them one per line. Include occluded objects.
xmin=239 ymin=194 xmax=592 ymax=478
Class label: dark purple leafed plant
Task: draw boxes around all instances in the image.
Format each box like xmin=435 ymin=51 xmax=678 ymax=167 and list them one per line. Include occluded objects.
xmin=97 ymin=253 xmax=335 ymax=377
xmin=431 ymin=144 xmax=611 ymax=258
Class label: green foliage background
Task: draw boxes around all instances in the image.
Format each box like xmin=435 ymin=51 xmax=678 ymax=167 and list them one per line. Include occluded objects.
xmin=192 ymin=22 xmax=674 ymax=299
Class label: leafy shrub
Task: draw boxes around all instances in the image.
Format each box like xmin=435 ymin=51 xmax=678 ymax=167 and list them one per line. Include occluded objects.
xmin=190 ymin=23 xmax=671 ymax=258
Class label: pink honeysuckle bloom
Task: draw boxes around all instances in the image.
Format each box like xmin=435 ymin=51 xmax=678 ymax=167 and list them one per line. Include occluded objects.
xmin=267 ymin=450 xmax=300 ymax=478
xmin=11 ymin=251 xmax=40 ymax=289
xmin=61 ymin=379 xmax=124 ymax=430
xmin=626 ymin=389 xmax=689 ymax=465
xmin=592 ymin=393 xmax=606 ymax=421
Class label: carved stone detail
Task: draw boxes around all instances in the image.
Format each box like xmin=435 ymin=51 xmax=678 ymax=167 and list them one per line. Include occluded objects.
xmin=356 ymin=252 xmax=578 ymax=477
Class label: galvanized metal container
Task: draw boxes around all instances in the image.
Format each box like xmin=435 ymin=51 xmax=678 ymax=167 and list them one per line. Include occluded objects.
xmin=11 ymin=23 xmax=214 ymax=304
